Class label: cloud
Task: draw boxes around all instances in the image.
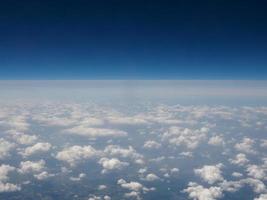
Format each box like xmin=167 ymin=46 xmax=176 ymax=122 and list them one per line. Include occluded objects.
xmin=194 ymin=164 xmax=224 ymax=184
xmin=34 ymin=171 xmax=55 ymax=180
xmin=104 ymin=145 xmax=143 ymax=163
xmin=232 ymin=172 xmax=243 ymax=178
xmin=183 ymin=182 xmax=223 ymax=200
xmin=98 ymin=185 xmax=107 ymax=190
xmin=235 ymin=137 xmax=256 ymax=154
xmin=88 ymin=195 xmax=111 ymax=200
xmin=254 ymin=194 xmax=267 ymax=200
xmin=0 ymin=139 xmax=15 ymax=159
xmin=70 ymin=173 xmax=86 ymax=181
xmin=62 ymin=126 xmax=127 ymax=138
xmin=219 ymin=178 xmax=266 ymax=194
xmin=143 ymin=140 xmax=161 ymax=149
xmin=56 ymin=145 xmax=99 ymax=166
xmin=117 ymin=179 xmax=143 ymax=192
xmin=229 ymin=153 xmax=249 ymax=166
xmin=20 ymin=142 xmax=51 ymax=157
xmin=0 ymin=182 xmax=21 ymax=193
xmin=208 ymin=136 xmax=224 ymax=146
xmin=163 ymin=126 xmax=208 ymax=149
xmin=99 ymin=158 xmax=129 ymax=173
xmin=19 ymin=160 xmax=46 ymax=174
xmin=5 ymin=116 xmax=29 ymax=132
xmin=245 ymin=178 xmax=266 ymax=193
xmin=246 ymin=165 xmax=266 ymax=180
xmin=0 ymin=165 xmax=15 ymax=182
xmin=260 ymin=140 xmax=267 ymax=148
xmin=144 ymin=173 xmax=160 ymax=181
xmin=107 ymin=116 xmax=148 ymax=126
xmin=11 ymin=133 xmax=37 ymax=145
xmin=0 ymin=160 xmax=20 ymax=193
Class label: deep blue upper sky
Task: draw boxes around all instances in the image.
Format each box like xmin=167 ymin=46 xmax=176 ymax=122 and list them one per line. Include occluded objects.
xmin=0 ymin=0 xmax=267 ymax=79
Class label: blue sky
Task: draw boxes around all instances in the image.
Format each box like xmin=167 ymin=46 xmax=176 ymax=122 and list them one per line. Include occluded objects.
xmin=0 ymin=0 xmax=267 ymax=79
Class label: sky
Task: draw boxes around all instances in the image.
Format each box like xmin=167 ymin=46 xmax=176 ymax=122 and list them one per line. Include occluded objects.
xmin=0 ymin=0 xmax=267 ymax=79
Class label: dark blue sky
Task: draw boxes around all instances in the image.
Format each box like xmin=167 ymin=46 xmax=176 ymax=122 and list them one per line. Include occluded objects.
xmin=0 ymin=0 xmax=267 ymax=79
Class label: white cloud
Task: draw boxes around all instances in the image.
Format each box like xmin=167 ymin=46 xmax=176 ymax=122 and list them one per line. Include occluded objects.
xmin=255 ymin=194 xmax=267 ymax=200
xmin=163 ymin=126 xmax=208 ymax=149
xmin=179 ymin=151 xmax=193 ymax=157
xmin=171 ymin=168 xmax=179 ymax=174
xmin=20 ymin=142 xmax=51 ymax=157
xmin=144 ymin=173 xmax=160 ymax=181
xmin=143 ymin=140 xmax=161 ymax=149
xmin=99 ymin=158 xmax=129 ymax=173
xmin=63 ymin=126 xmax=127 ymax=138
xmin=229 ymin=153 xmax=249 ymax=166
xmin=13 ymin=134 xmax=37 ymax=145
xmin=0 ymin=182 xmax=21 ymax=193
xmin=247 ymin=165 xmax=266 ymax=180
xmin=56 ymin=145 xmax=99 ymax=166
xmin=219 ymin=180 xmax=243 ymax=193
xmin=124 ymin=191 xmax=140 ymax=199
xmin=70 ymin=173 xmax=86 ymax=181
xmin=183 ymin=182 xmax=223 ymax=200
xmin=107 ymin=116 xmax=148 ymax=125
xmin=104 ymin=145 xmax=143 ymax=163
xmin=98 ymin=185 xmax=107 ymax=190
xmin=208 ymin=136 xmax=224 ymax=146
xmin=117 ymin=179 xmax=143 ymax=192
xmin=6 ymin=130 xmax=38 ymax=145
xmin=260 ymin=140 xmax=267 ymax=148
xmin=194 ymin=164 xmax=224 ymax=184
xmin=0 ymin=139 xmax=15 ymax=159
xmin=245 ymin=178 xmax=266 ymax=193
xmin=19 ymin=160 xmax=46 ymax=174
xmin=0 ymin=164 xmax=20 ymax=192
xmin=34 ymin=171 xmax=55 ymax=180
xmin=232 ymin=172 xmax=243 ymax=178
xmin=5 ymin=116 xmax=29 ymax=132
xmin=0 ymin=165 xmax=15 ymax=182
xmin=235 ymin=137 xmax=256 ymax=154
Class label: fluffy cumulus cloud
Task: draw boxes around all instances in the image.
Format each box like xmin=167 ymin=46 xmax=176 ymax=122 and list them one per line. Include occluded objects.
xmin=19 ymin=160 xmax=46 ymax=174
xmin=0 ymin=182 xmax=21 ymax=193
xmin=117 ymin=178 xmax=155 ymax=200
xmin=260 ymin=140 xmax=267 ymax=148
xmin=56 ymin=145 xmax=99 ymax=166
xmin=255 ymin=194 xmax=267 ymax=200
xmin=246 ymin=165 xmax=266 ymax=180
xmin=219 ymin=178 xmax=266 ymax=194
xmin=70 ymin=173 xmax=86 ymax=181
xmin=99 ymin=157 xmax=129 ymax=173
xmin=1 ymin=102 xmax=267 ymax=198
xmin=20 ymin=142 xmax=51 ymax=157
xmin=7 ymin=130 xmax=38 ymax=145
xmin=144 ymin=173 xmax=160 ymax=181
xmin=235 ymin=137 xmax=256 ymax=154
xmin=34 ymin=171 xmax=55 ymax=180
xmin=107 ymin=116 xmax=148 ymax=126
xmin=183 ymin=182 xmax=223 ymax=200
xmin=0 ymin=165 xmax=16 ymax=182
xmin=143 ymin=140 xmax=161 ymax=149
xmin=0 ymin=164 xmax=20 ymax=192
xmin=118 ymin=179 xmax=144 ymax=192
xmin=104 ymin=145 xmax=143 ymax=163
xmin=194 ymin=164 xmax=224 ymax=184
xmin=163 ymin=126 xmax=209 ymax=149
xmin=0 ymin=139 xmax=15 ymax=159
xmin=208 ymin=136 xmax=224 ymax=146
xmin=229 ymin=153 xmax=249 ymax=166
xmin=63 ymin=126 xmax=127 ymax=138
